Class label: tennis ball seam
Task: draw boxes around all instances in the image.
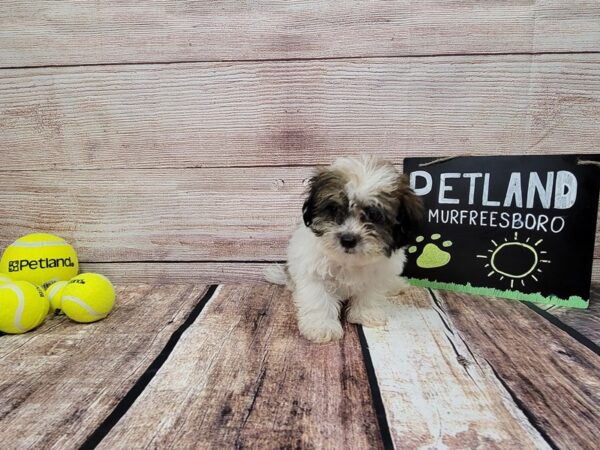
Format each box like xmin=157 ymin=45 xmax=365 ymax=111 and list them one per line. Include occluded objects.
xmin=47 ymin=282 xmax=67 ymax=300
xmin=0 ymin=284 xmax=26 ymax=332
xmin=62 ymin=295 xmax=105 ymax=318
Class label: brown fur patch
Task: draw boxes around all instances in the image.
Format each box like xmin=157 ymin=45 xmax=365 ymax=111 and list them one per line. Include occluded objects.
xmin=391 ymin=174 xmax=425 ymax=250
xmin=303 ymin=169 xmax=349 ymax=235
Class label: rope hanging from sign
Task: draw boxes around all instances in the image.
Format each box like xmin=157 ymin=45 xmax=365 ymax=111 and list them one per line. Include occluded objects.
xmin=418 ymin=156 xmax=465 ymax=167
xmin=419 ymin=156 xmax=600 ymax=168
xmin=577 ymin=158 xmax=600 ymax=168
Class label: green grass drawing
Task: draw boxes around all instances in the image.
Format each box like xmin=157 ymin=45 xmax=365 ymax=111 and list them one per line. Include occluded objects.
xmin=406 ymin=278 xmax=589 ymax=309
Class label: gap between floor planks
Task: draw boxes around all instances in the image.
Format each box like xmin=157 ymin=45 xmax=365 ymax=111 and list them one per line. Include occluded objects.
xmin=535 ymin=283 xmax=600 ymax=347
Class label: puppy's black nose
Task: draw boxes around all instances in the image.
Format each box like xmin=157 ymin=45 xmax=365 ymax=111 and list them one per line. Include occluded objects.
xmin=340 ymin=233 xmax=359 ymax=249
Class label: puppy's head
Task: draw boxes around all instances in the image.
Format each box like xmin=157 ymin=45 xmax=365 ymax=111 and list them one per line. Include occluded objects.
xmin=302 ymin=156 xmax=424 ymax=261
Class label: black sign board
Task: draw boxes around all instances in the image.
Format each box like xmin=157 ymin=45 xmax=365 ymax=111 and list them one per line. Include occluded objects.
xmin=403 ymin=154 xmax=600 ymax=308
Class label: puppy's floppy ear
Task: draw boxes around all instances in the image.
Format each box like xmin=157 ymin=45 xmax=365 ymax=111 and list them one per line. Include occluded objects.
xmin=302 ymin=168 xmax=346 ymax=228
xmin=393 ymin=178 xmax=425 ymax=249
xmin=302 ymin=171 xmax=321 ymax=227
xmin=302 ymin=194 xmax=314 ymax=227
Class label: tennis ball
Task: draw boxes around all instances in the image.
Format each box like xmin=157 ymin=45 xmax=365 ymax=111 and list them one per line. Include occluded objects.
xmin=0 ymin=274 xmax=11 ymax=284
xmin=0 ymin=281 xmax=50 ymax=334
xmin=0 ymin=233 xmax=79 ymax=289
xmin=61 ymin=273 xmax=115 ymax=323
xmin=45 ymin=280 xmax=68 ymax=313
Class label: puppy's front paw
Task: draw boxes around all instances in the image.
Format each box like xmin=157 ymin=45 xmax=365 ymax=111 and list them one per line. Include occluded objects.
xmin=298 ymin=319 xmax=343 ymax=343
xmin=347 ymin=307 xmax=387 ymax=328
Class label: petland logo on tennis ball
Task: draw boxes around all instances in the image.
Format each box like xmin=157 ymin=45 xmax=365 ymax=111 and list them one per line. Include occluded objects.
xmin=0 ymin=233 xmax=79 ymax=288
xmin=8 ymin=257 xmax=75 ymax=272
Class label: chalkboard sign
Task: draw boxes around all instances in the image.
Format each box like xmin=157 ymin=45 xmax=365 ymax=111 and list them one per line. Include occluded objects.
xmin=403 ymin=155 xmax=600 ymax=308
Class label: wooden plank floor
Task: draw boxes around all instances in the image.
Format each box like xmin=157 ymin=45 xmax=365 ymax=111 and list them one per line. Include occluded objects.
xmin=0 ymin=283 xmax=598 ymax=449
xmin=98 ymin=285 xmax=381 ymax=450
xmin=0 ymin=284 xmax=211 ymax=449
xmin=435 ymin=291 xmax=600 ymax=450
xmin=362 ymin=288 xmax=550 ymax=449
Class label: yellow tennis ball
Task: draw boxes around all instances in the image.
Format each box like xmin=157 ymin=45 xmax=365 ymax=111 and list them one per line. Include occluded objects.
xmin=0 ymin=233 xmax=79 ymax=289
xmin=45 ymin=280 xmax=68 ymax=314
xmin=61 ymin=273 xmax=115 ymax=323
xmin=0 ymin=281 xmax=50 ymax=334
xmin=0 ymin=273 xmax=12 ymax=284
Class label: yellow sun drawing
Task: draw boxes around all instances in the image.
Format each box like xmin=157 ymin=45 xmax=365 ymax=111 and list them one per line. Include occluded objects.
xmin=476 ymin=232 xmax=550 ymax=290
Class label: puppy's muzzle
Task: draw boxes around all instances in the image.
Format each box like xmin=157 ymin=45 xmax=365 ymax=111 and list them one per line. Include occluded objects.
xmin=339 ymin=233 xmax=360 ymax=249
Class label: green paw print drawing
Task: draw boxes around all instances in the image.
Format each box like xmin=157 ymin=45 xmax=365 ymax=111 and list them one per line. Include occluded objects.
xmin=408 ymin=234 xmax=453 ymax=269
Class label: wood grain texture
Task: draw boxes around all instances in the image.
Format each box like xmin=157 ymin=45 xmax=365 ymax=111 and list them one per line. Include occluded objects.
xmin=82 ymin=259 xmax=600 ymax=285
xmin=2 ymin=166 xmax=598 ymax=263
xmin=437 ymin=290 xmax=600 ymax=450
xmin=98 ymin=284 xmax=382 ymax=450
xmin=1 ymin=55 xmax=599 ymax=171
xmin=0 ymin=284 xmax=209 ymax=449
xmin=1 ymin=1 xmax=599 ymax=68
xmin=539 ymin=282 xmax=600 ymax=346
xmin=81 ymin=262 xmax=274 ymax=284
xmin=363 ymin=287 xmax=551 ymax=449
xmin=0 ymin=166 xmax=310 ymax=262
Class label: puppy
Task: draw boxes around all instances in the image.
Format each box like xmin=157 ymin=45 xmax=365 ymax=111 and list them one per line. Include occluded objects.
xmin=266 ymin=156 xmax=424 ymax=343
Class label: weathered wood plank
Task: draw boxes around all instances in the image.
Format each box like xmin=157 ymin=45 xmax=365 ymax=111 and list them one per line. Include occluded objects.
xmin=1 ymin=166 xmax=598 ymax=263
xmin=363 ymin=287 xmax=551 ymax=449
xmin=98 ymin=284 xmax=382 ymax=449
xmin=81 ymin=259 xmax=600 ymax=285
xmin=0 ymin=284 xmax=210 ymax=449
xmin=1 ymin=1 xmax=599 ymax=68
xmin=0 ymin=166 xmax=311 ymax=262
xmin=538 ymin=282 xmax=600 ymax=346
xmin=1 ymin=55 xmax=599 ymax=171
xmin=436 ymin=290 xmax=600 ymax=450
xmin=81 ymin=262 xmax=274 ymax=284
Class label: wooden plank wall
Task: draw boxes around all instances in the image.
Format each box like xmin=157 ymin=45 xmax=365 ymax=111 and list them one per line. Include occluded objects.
xmin=0 ymin=1 xmax=599 ymax=284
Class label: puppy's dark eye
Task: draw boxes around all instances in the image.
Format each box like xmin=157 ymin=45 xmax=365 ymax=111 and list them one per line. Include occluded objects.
xmin=325 ymin=202 xmax=339 ymax=215
xmin=364 ymin=206 xmax=384 ymax=224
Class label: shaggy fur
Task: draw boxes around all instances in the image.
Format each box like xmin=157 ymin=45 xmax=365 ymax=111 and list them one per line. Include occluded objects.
xmin=266 ymin=156 xmax=424 ymax=343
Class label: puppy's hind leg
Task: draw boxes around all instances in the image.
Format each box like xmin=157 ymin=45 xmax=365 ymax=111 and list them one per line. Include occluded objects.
xmin=264 ymin=264 xmax=295 ymax=290
xmin=386 ymin=276 xmax=410 ymax=297
xmin=294 ymin=282 xmax=343 ymax=343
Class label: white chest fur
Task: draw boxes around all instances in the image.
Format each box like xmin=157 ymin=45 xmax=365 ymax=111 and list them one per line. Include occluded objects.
xmin=288 ymin=226 xmax=407 ymax=300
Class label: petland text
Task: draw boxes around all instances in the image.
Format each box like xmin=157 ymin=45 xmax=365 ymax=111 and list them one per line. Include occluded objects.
xmin=409 ymin=170 xmax=577 ymax=234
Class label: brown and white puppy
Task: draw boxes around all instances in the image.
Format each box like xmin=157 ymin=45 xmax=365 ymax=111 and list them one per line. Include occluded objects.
xmin=266 ymin=156 xmax=424 ymax=343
